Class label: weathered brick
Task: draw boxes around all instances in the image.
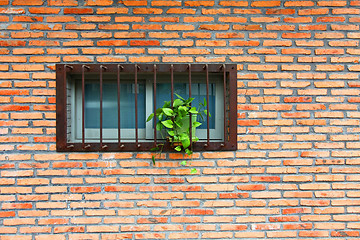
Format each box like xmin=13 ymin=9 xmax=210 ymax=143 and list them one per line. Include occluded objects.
xmin=0 ymin=1 xmax=359 ymax=238
xmin=150 ymin=0 xmax=180 ymax=6
xmin=85 ymin=0 xmax=113 ymax=6
xmin=64 ymin=8 xmax=93 ymax=14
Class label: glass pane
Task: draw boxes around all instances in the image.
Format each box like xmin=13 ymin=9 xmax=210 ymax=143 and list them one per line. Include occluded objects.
xmin=156 ymin=83 xmax=215 ymax=129
xmin=84 ymin=82 xmax=145 ymax=129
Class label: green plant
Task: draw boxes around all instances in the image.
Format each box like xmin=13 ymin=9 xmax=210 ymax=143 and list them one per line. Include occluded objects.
xmin=146 ymin=93 xmax=210 ymax=171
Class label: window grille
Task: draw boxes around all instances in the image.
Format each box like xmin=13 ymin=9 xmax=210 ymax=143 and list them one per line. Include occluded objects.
xmin=56 ymin=64 xmax=237 ymax=152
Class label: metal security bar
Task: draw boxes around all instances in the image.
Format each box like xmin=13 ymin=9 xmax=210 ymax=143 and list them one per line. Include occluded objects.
xmin=56 ymin=64 xmax=237 ymax=152
xmin=99 ymin=65 xmax=107 ymax=149
xmin=117 ymin=64 xmax=123 ymax=148
xmin=134 ymin=64 xmax=139 ymax=148
xmin=188 ymin=64 xmax=192 ymax=149
xmin=205 ymin=64 xmax=210 ymax=146
xmin=81 ymin=65 xmax=90 ymax=149
xmin=153 ymin=65 xmax=157 ymax=147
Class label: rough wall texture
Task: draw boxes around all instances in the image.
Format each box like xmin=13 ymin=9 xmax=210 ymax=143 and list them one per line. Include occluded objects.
xmin=1 ymin=0 xmax=360 ymax=239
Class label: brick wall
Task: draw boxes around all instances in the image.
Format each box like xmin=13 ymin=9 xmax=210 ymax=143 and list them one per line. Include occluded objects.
xmin=1 ymin=0 xmax=360 ymax=239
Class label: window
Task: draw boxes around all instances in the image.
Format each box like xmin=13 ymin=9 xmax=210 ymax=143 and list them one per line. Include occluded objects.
xmin=56 ymin=64 xmax=237 ymax=152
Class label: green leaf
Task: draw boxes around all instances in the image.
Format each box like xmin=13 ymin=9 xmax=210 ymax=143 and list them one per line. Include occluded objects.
xmin=185 ymin=97 xmax=194 ymax=104
xmin=163 ymin=101 xmax=171 ymax=108
xmin=162 ymin=108 xmax=173 ymax=116
xmin=185 ymin=148 xmax=192 ymax=155
xmin=146 ymin=113 xmax=154 ymax=122
xmin=190 ymin=168 xmax=197 ymax=174
xmin=174 ymin=93 xmax=185 ymax=101
xmin=174 ymin=119 xmax=182 ymax=128
xmin=161 ymin=120 xmax=173 ymax=128
xmin=193 ymin=121 xmax=202 ymax=128
xmin=173 ymin=98 xmax=184 ymax=108
xmin=179 ymin=133 xmax=187 ymax=140
xmin=167 ymin=130 xmax=175 ymax=136
xmin=174 ymin=146 xmax=182 ymax=151
xmin=178 ymin=106 xmax=187 ymax=115
xmin=150 ymin=147 xmax=159 ymax=152
xmin=180 ymin=160 xmax=187 ymax=166
xmin=152 ymin=155 xmax=156 ymax=165
xmin=198 ymin=114 xmax=204 ymax=121
xmin=203 ymin=110 xmax=211 ymax=118
xmin=156 ymin=122 xmax=162 ymax=131
xmin=189 ymin=107 xmax=198 ymax=114
xmin=175 ymin=114 xmax=183 ymax=121
xmin=181 ymin=135 xmax=190 ymax=149
xmin=203 ymin=98 xmax=207 ymax=107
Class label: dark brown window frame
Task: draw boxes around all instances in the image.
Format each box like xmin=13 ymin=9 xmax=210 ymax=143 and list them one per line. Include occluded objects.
xmin=56 ymin=64 xmax=237 ymax=152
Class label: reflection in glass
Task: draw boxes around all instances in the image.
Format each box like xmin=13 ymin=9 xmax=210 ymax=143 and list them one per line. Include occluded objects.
xmin=84 ymin=83 xmax=145 ymax=129
xmin=156 ymin=83 xmax=215 ymax=129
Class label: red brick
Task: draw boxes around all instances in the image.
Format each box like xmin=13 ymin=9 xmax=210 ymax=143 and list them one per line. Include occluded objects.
xmin=218 ymin=0 xmax=247 ymax=6
xmin=0 ymin=40 xmax=26 ymax=47
xmin=149 ymin=17 xmax=178 ymax=22
xmin=152 ymin=0 xmax=181 ymax=6
xmin=233 ymin=24 xmax=262 ymax=31
xmin=251 ymin=1 xmax=280 ymax=7
xmin=299 ymin=8 xmax=329 ymax=15
xmin=251 ymin=17 xmax=280 ymax=23
xmin=198 ymin=24 xmax=228 ymax=31
xmin=164 ymin=26 xmax=195 ymax=33
xmin=284 ymin=17 xmax=312 ymax=23
xmin=66 ymin=24 xmax=96 ymax=30
xmin=85 ymin=0 xmax=113 ymax=5
xmin=64 ymin=8 xmax=93 ymax=14
xmin=316 ymin=32 xmax=345 ymax=39
xmin=120 ymin=0 xmax=147 ymax=6
xmin=81 ymin=16 xmax=110 ymax=22
xmin=28 ymin=7 xmax=60 ymax=14
xmin=202 ymin=8 xmax=230 ymax=15
xmin=53 ymin=226 xmax=84 ymax=233
xmin=184 ymin=16 xmax=213 ymax=22
xmin=96 ymin=8 xmax=128 ymax=14
xmin=30 ymin=24 xmax=62 ymax=31
xmin=317 ymin=16 xmax=345 ymax=22
xmin=318 ymin=0 xmax=347 ymax=6
xmin=48 ymin=0 xmax=78 ymax=6
xmin=47 ymin=16 xmax=76 ymax=22
xmin=12 ymin=0 xmax=43 ymax=5
xmin=130 ymin=40 xmax=160 ymax=46
xmin=133 ymin=8 xmax=163 ymax=14
xmin=184 ymin=1 xmax=214 ymax=7
xmin=283 ymin=32 xmax=311 ymax=38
